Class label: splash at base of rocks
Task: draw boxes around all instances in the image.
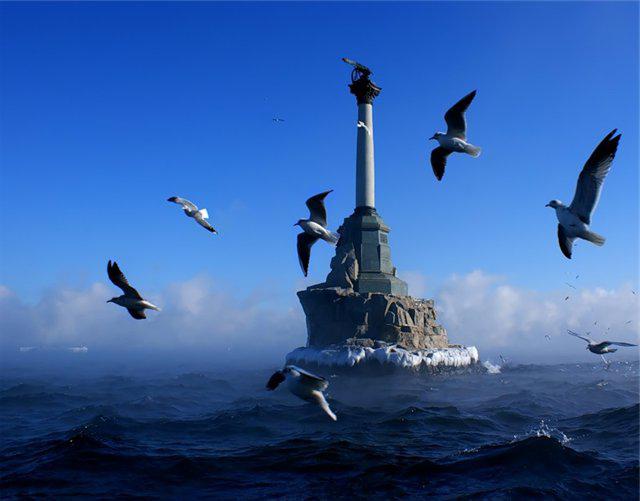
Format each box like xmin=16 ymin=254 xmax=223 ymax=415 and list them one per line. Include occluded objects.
xmin=286 ymin=342 xmax=479 ymax=373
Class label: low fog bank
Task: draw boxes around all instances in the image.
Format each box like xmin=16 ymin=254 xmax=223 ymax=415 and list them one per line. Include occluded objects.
xmin=0 ymin=346 xmax=289 ymax=380
xmin=1 ymin=270 xmax=638 ymax=374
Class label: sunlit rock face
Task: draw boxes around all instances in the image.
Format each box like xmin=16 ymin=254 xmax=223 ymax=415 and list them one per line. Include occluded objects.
xmin=297 ymin=288 xmax=450 ymax=350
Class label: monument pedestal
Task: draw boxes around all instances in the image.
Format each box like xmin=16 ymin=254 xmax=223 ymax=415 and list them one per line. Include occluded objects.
xmin=297 ymin=287 xmax=449 ymax=350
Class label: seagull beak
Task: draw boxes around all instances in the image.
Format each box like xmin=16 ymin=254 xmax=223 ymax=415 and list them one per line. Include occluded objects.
xmin=428 ymin=135 xmax=436 ymax=140
xmin=106 ymin=299 xmax=112 ymax=303
xmin=545 ymin=203 xmax=550 ymax=207
xmin=293 ymin=222 xmax=298 ymax=227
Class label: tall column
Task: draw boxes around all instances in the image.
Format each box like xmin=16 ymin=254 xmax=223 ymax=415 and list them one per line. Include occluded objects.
xmin=350 ymin=76 xmax=380 ymax=210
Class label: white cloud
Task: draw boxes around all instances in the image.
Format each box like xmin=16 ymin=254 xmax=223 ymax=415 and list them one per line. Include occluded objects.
xmin=435 ymin=270 xmax=639 ymax=361
xmin=0 ymin=276 xmax=306 ymax=361
xmin=0 ymin=270 xmax=637 ymax=364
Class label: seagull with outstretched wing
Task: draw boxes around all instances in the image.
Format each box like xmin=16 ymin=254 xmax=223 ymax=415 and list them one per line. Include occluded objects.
xmin=546 ymin=130 xmax=621 ymax=259
xmin=567 ymin=329 xmax=637 ymax=363
xmin=357 ymin=120 xmax=371 ymax=136
xmin=429 ymin=90 xmax=481 ymax=181
xmin=107 ymin=261 xmax=160 ymax=320
xmin=168 ymin=196 xmax=218 ymax=234
xmin=294 ymin=190 xmax=338 ymax=276
xmin=267 ymin=365 xmax=337 ymax=421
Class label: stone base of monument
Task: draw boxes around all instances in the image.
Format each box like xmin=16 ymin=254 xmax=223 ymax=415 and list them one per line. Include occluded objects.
xmin=293 ymin=287 xmax=479 ymax=373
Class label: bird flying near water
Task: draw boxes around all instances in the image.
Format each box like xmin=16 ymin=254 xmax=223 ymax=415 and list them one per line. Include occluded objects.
xmin=107 ymin=261 xmax=160 ymax=320
xmin=295 ymin=190 xmax=338 ymax=276
xmin=167 ymin=196 xmax=218 ymax=234
xmin=267 ymin=365 xmax=337 ymax=421
xmin=429 ymin=90 xmax=481 ymax=181
xmin=546 ymin=129 xmax=621 ymax=259
xmin=567 ymin=329 xmax=637 ymax=363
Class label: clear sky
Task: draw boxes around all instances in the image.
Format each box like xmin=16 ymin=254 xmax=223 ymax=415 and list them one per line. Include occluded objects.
xmin=0 ymin=2 xmax=638 ymax=362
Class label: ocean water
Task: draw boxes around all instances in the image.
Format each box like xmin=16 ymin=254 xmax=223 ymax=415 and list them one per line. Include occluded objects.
xmin=1 ymin=361 xmax=638 ymax=499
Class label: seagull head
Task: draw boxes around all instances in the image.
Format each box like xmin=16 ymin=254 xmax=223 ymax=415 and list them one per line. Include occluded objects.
xmin=429 ymin=132 xmax=443 ymax=140
xmin=545 ymin=199 xmax=563 ymax=209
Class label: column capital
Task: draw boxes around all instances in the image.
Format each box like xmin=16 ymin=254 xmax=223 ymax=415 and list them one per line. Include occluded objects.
xmin=349 ymin=76 xmax=381 ymax=105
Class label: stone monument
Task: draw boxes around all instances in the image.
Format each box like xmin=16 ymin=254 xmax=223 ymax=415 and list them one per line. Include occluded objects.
xmin=288 ymin=59 xmax=478 ymax=371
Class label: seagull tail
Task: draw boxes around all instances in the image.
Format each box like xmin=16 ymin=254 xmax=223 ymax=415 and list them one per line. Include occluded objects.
xmin=464 ymin=143 xmax=482 ymax=158
xmin=582 ymin=230 xmax=605 ymax=246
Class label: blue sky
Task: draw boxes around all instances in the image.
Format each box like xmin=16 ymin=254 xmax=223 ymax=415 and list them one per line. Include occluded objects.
xmin=1 ymin=1 xmax=638 ymax=310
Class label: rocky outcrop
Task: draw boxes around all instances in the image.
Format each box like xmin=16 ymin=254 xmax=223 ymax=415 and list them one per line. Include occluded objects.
xmin=297 ymin=287 xmax=449 ymax=350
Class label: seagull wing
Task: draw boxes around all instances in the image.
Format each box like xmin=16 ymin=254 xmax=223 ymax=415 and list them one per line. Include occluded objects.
xmin=288 ymin=365 xmax=329 ymax=391
xmin=195 ymin=213 xmax=218 ymax=234
xmin=430 ymin=147 xmax=451 ymax=181
xmin=444 ymin=90 xmax=476 ymax=140
xmin=557 ymin=224 xmax=575 ymax=259
xmin=168 ymin=196 xmax=198 ymax=212
xmin=266 ymin=370 xmax=286 ymax=390
xmin=606 ymin=341 xmax=638 ymax=347
xmin=569 ymin=130 xmax=621 ymax=225
xmin=305 ymin=190 xmax=332 ymax=227
xmin=567 ymin=329 xmax=593 ymax=344
xmin=127 ymin=309 xmax=146 ymax=320
xmin=107 ymin=261 xmax=143 ymax=299
xmin=297 ymin=233 xmax=319 ymax=277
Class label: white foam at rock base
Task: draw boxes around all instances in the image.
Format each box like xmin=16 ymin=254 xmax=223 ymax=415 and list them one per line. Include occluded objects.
xmin=285 ymin=345 xmax=479 ymax=370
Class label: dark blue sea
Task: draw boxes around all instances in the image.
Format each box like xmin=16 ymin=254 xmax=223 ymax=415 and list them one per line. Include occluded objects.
xmin=1 ymin=361 xmax=638 ymax=499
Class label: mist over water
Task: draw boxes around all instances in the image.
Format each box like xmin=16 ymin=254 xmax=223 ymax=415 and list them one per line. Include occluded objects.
xmin=1 ymin=359 xmax=638 ymax=498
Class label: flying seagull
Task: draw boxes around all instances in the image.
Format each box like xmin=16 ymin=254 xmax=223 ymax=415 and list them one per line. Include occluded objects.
xmin=273 ymin=118 xmax=285 ymax=123
xmin=167 ymin=196 xmax=217 ymax=234
xmin=266 ymin=365 xmax=337 ymax=421
xmin=357 ymin=120 xmax=371 ymax=136
xmin=567 ymin=329 xmax=637 ymax=363
xmin=429 ymin=90 xmax=481 ymax=181
xmin=107 ymin=261 xmax=160 ymax=320
xmin=545 ymin=334 xmax=552 ymax=341
xmin=546 ymin=129 xmax=621 ymax=259
xmin=295 ymin=190 xmax=338 ymax=276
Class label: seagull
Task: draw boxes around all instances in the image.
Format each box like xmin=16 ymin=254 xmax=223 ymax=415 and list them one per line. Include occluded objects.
xmin=357 ymin=120 xmax=371 ymax=136
xmin=429 ymin=90 xmax=481 ymax=181
xmin=266 ymin=365 xmax=337 ymax=421
xmin=167 ymin=196 xmax=217 ymax=234
xmin=295 ymin=190 xmax=338 ymax=276
xmin=567 ymin=329 xmax=637 ymax=363
xmin=272 ymin=118 xmax=285 ymax=123
xmin=545 ymin=334 xmax=552 ymax=341
xmin=564 ymin=282 xmax=576 ymax=289
xmin=546 ymin=129 xmax=621 ymax=259
xmin=107 ymin=261 xmax=160 ymax=320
